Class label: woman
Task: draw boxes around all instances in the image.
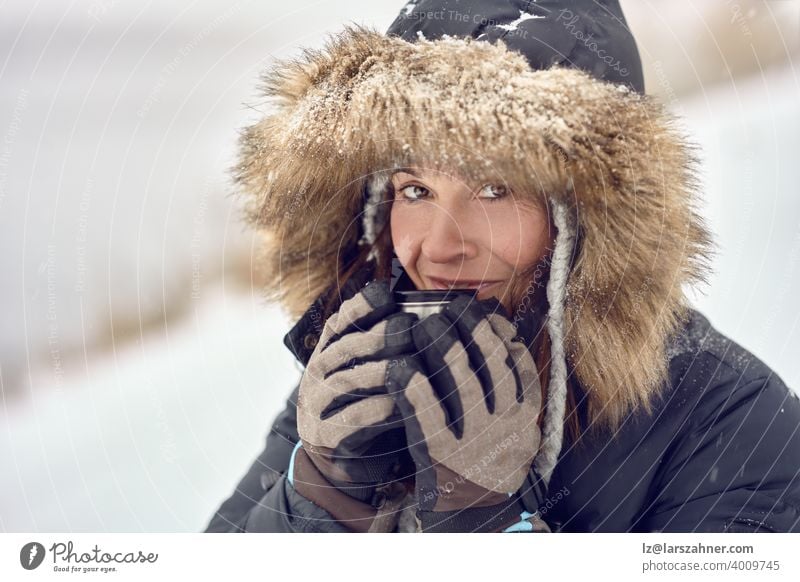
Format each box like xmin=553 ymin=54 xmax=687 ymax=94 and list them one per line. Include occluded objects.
xmin=205 ymin=0 xmax=800 ymax=533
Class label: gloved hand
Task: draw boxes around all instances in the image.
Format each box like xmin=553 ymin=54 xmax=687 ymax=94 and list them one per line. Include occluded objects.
xmin=292 ymin=280 xmax=417 ymax=532
xmin=386 ymin=295 xmax=543 ymax=532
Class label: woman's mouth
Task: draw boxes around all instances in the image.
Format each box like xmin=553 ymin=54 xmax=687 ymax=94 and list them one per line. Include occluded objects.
xmin=426 ymin=276 xmax=503 ymax=293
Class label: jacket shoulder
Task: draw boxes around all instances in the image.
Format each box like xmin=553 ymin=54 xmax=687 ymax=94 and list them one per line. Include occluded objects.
xmin=644 ymin=309 xmax=800 ymax=531
xmin=666 ymin=308 xmax=778 ymax=384
xmin=541 ymin=308 xmax=800 ymax=532
xmin=659 ymin=308 xmax=798 ymax=442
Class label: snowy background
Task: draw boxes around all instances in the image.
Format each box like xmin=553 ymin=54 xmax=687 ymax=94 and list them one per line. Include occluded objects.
xmin=1 ymin=0 xmax=798 ymax=532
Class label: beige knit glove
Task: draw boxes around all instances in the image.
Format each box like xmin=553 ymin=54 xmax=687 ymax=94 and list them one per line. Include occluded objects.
xmin=293 ymin=280 xmax=416 ymax=529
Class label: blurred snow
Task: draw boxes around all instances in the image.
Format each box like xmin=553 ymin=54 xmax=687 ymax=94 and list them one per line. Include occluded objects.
xmin=0 ymin=283 xmax=300 ymax=532
xmin=678 ymin=62 xmax=800 ymax=389
xmin=0 ymin=0 xmax=798 ymax=532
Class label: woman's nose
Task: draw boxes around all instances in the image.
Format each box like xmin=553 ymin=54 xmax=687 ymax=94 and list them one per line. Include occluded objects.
xmin=419 ymin=205 xmax=479 ymax=264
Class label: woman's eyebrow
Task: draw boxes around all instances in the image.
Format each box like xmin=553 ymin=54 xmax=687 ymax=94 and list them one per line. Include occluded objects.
xmin=393 ymin=168 xmax=422 ymax=178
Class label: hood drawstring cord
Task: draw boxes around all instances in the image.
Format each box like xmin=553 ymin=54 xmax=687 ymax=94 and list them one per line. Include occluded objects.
xmin=535 ymin=199 xmax=575 ymax=487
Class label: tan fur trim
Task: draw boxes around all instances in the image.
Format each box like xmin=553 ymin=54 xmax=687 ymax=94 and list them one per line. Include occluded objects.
xmin=234 ymin=25 xmax=714 ymax=431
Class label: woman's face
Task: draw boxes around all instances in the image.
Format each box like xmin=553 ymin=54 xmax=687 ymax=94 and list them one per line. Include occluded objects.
xmin=389 ymin=167 xmax=553 ymax=309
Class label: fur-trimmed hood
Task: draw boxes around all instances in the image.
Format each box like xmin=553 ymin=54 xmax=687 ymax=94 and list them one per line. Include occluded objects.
xmin=235 ymin=25 xmax=712 ymax=449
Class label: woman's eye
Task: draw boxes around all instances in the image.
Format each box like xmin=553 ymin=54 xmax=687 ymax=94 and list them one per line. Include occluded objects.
xmin=398 ymin=184 xmax=429 ymax=201
xmin=478 ymin=184 xmax=509 ymax=200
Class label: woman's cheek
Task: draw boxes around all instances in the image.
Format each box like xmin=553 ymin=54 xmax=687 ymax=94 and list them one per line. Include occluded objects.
xmin=393 ymin=232 xmax=415 ymax=265
xmin=496 ymin=204 xmax=550 ymax=269
xmin=485 ymin=213 xmax=527 ymax=266
xmin=390 ymin=211 xmax=417 ymax=266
